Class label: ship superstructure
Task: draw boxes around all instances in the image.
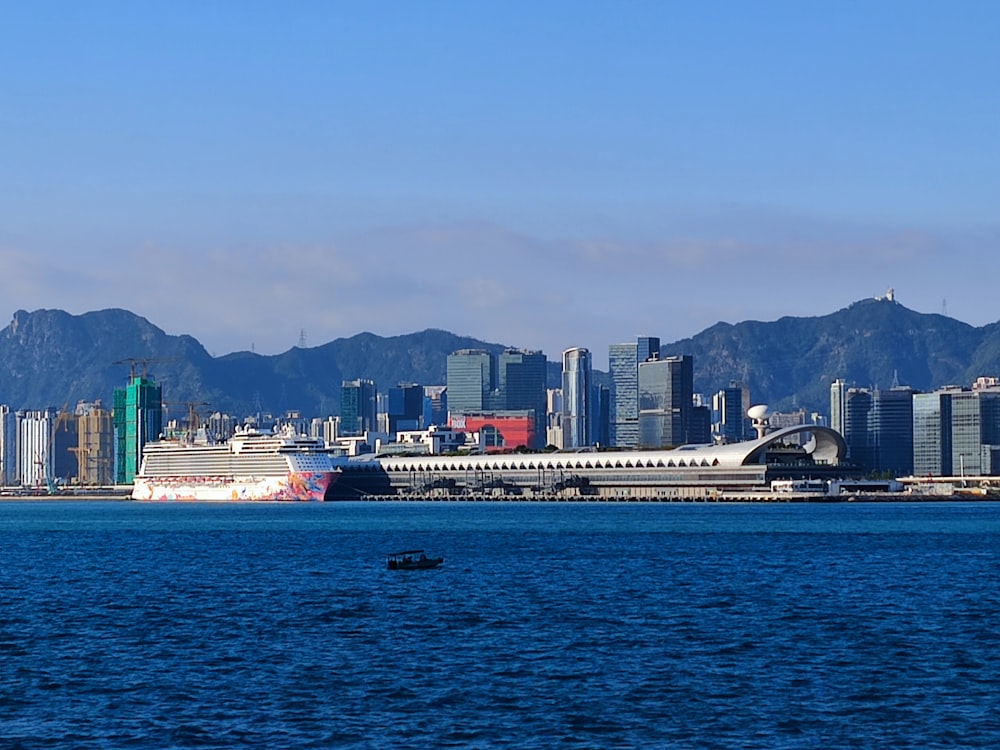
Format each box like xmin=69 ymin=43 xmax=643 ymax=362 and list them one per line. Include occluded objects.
xmin=131 ymin=425 xmax=340 ymax=501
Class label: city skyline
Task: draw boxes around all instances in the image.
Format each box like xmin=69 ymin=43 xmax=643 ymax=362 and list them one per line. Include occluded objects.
xmin=2 ymin=4 xmax=999 ymax=367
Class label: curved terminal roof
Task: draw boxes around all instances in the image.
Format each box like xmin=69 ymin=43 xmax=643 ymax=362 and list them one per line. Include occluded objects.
xmin=348 ymin=425 xmax=846 ymax=473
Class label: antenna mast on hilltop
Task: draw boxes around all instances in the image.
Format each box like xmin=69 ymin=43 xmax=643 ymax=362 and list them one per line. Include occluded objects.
xmin=298 ymin=329 xmax=307 ymax=349
xmin=942 ymin=299 xmax=948 ymax=317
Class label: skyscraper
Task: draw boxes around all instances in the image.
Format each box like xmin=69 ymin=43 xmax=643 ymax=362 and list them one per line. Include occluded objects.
xmin=498 ymin=349 xmax=547 ymax=449
xmin=387 ymin=383 xmax=424 ymax=434
xmin=422 ymin=386 xmax=447 ymax=427
xmin=713 ymin=381 xmax=750 ymax=443
xmin=16 ymin=409 xmax=54 ymax=487
xmin=446 ymin=350 xmax=495 ymax=416
xmin=609 ymin=336 xmax=659 ymax=448
xmin=75 ymin=401 xmax=114 ymax=486
xmin=913 ymin=390 xmax=953 ymax=476
xmin=446 ymin=349 xmax=548 ymax=449
xmin=830 ymin=378 xmax=848 ymax=436
xmin=0 ymin=405 xmax=15 ymax=486
xmin=561 ymin=348 xmax=592 ymax=448
xmin=591 ymin=383 xmax=610 ymax=448
xmin=114 ymin=375 xmax=162 ymax=484
xmin=608 ymin=342 xmax=637 ymax=447
xmin=843 ymin=387 xmax=873 ymax=471
xmin=637 ymin=354 xmax=694 ymax=449
xmin=948 ymin=389 xmax=1000 ymax=476
xmin=340 ymin=378 xmax=377 ymax=436
xmin=871 ymin=387 xmax=915 ymax=476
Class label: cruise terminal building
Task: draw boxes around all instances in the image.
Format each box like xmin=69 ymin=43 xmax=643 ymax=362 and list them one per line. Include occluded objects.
xmin=331 ymin=425 xmax=851 ymax=500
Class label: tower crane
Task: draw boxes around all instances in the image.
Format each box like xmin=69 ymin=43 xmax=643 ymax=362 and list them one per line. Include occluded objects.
xmin=34 ymin=404 xmax=70 ymax=494
xmin=163 ymin=401 xmax=211 ymax=441
xmin=113 ymin=357 xmax=178 ymax=380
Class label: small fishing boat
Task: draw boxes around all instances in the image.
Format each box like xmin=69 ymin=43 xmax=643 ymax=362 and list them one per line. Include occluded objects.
xmin=387 ymin=549 xmax=444 ymax=570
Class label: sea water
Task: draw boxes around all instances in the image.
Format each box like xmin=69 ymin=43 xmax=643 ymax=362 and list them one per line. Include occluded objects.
xmin=1 ymin=501 xmax=998 ymax=748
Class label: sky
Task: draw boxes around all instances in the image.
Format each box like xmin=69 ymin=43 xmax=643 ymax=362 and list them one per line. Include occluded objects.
xmin=1 ymin=1 xmax=998 ymax=368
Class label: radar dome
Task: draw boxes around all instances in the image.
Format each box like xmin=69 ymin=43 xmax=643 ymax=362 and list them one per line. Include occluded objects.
xmin=747 ymin=404 xmax=771 ymax=420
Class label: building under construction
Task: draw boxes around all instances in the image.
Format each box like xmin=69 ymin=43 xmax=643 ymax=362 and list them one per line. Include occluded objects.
xmin=74 ymin=401 xmax=115 ymax=486
xmin=113 ymin=375 xmax=162 ymax=484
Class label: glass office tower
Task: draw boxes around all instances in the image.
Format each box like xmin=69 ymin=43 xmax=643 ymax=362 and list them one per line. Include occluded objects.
xmin=638 ymin=354 xmax=693 ymax=449
xmin=609 ymin=336 xmax=659 ymax=449
xmin=498 ymin=349 xmax=547 ymax=449
xmin=913 ymin=391 xmax=952 ymax=476
xmin=340 ymin=378 xmax=377 ymax=436
xmin=387 ymin=383 xmax=424 ymax=434
xmin=562 ymin=348 xmax=592 ymax=448
xmin=446 ymin=350 xmax=495 ymax=416
xmin=871 ymin=387 xmax=915 ymax=476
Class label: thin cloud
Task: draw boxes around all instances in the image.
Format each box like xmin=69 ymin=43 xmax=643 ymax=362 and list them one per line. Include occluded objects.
xmin=0 ymin=214 xmax=996 ymax=363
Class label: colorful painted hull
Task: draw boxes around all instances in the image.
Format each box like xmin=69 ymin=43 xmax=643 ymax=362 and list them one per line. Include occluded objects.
xmin=131 ymin=470 xmax=338 ymax=502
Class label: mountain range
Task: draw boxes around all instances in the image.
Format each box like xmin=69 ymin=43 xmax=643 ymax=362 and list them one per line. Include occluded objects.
xmin=1 ymin=298 xmax=997 ymax=419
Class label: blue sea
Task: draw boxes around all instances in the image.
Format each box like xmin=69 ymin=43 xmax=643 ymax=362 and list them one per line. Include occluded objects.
xmin=1 ymin=501 xmax=998 ymax=749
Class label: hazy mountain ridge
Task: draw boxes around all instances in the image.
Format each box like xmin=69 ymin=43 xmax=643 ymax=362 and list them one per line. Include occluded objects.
xmin=0 ymin=300 xmax=996 ymax=418
xmin=663 ymin=299 xmax=990 ymax=412
xmin=0 ymin=310 xmax=535 ymax=416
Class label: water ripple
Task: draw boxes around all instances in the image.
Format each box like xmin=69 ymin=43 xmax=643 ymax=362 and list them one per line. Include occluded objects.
xmin=1 ymin=501 xmax=999 ymax=747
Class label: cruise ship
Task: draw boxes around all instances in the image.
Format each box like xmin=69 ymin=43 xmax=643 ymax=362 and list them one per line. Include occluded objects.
xmin=132 ymin=425 xmax=340 ymax=501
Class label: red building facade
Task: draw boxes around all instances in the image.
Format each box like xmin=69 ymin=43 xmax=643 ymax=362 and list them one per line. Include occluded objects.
xmin=450 ymin=412 xmax=536 ymax=452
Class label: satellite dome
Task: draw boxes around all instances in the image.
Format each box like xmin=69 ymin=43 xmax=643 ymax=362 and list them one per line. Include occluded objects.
xmin=747 ymin=404 xmax=771 ymax=420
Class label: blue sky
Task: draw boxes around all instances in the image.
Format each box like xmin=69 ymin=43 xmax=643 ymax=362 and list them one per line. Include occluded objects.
xmin=2 ymin=2 xmax=998 ymax=367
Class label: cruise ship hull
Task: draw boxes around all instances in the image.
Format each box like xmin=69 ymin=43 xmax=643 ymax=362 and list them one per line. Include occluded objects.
xmin=131 ymin=470 xmax=339 ymax=502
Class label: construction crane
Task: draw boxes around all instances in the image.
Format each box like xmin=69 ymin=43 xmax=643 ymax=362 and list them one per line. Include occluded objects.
xmin=163 ymin=400 xmax=211 ymax=441
xmin=113 ymin=357 xmax=177 ymax=380
xmin=34 ymin=404 xmax=70 ymax=494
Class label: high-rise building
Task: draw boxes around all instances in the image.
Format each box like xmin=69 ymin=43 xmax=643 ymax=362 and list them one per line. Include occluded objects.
xmin=713 ymin=381 xmax=750 ymax=443
xmin=591 ymin=384 xmax=610 ymax=448
xmin=949 ymin=389 xmax=1000 ymax=476
xmin=838 ymin=384 xmax=917 ymax=476
xmin=446 ymin=350 xmax=495 ymax=416
xmin=546 ymin=388 xmax=563 ymax=449
xmin=830 ymin=378 xmax=848 ymax=436
xmin=498 ymin=349 xmax=547 ymax=449
xmin=340 ymin=379 xmax=377 ymax=436
xmin=388 ymin=383 xmax=424 ymax=434
xmin=75 ymin=401 xmax=114 ymax=486
xmin=0 ymin=405 xmax=15 ymax=486
xmin=870 ymin=387 xmax=915 ymax=476
xmin=114 ymin=376 xmax=162 ymax=484
xmin=637 ymin=354 xmax=694 ymax=449
xmin=205 ymin=412 xmax=238 ymax=443
xmin=690 ymin=404 xmax=712 ymax=445
xmin=323 ymin=416 xmax=341 ymax=444
xmin=913 ymin=391 xmax=953 ymax=477
xmin=913 ymin=386 xmax=1000 ymax=477
xmin=16 ymin=409 xmax=54 ymax=487
xmin=843 ymin=387 xmax=873 ymax=471
xmin=447 ymin=349 xmax=547 ymax=449
xmin=561 ymin=348 xmax=592 ymax=448
xmin=423 ymin=386 xmax=447 ymax=427
xmin=637 ymin=336 xmax=660 ymax=366
xmin=609 ymin=336 xmax=660 ymax=449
